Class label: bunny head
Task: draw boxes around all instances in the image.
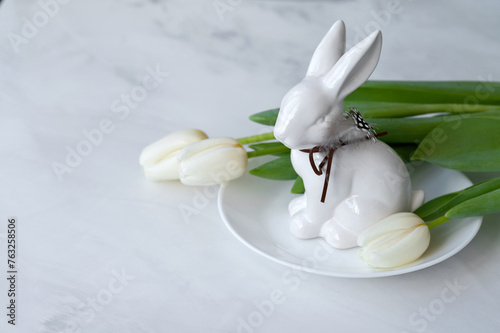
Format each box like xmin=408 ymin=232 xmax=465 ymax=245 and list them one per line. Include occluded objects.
xmin=274 ymin=21 xmax=383 ymax=150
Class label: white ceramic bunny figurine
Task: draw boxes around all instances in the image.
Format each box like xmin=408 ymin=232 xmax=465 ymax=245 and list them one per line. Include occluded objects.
xmin=274 ymin=21 xmax=424 ymax=249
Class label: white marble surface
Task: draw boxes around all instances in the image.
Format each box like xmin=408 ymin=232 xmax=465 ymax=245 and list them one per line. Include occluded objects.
xmin=1 ymin=0 xmax=500 ymax=332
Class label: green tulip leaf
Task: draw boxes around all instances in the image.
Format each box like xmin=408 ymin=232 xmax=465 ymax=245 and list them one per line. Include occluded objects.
xmin=445 ymin=188 xmax=500 ymax=219
xmin=250 ymin=81 xmax=500 ymax=126
xmin=249 ymin=108 xmax=280 ymax=126
xmin=291 ymin=176 xmax=305 ymax=194
xmin=350 ymin=102 xmax=500 ymax=119
xmin=411 ymin=118 xmax=500 ymax=172
xmin=372 ymin=110 xmax=500 ymax=144
xmin=347 ymin=81 xmax=500 ymax=105
xmin=249 ymin=142 xmax=289 ymax=156
xmin=249 ymin=155 xmax=298 ymax=180
xmin=389 ymin=144 xmax=418 ymax=163
xmin=447 ymin=176 xmax=500 ymax=207
xmin=415 ymin=176 xmax=500 ymax=221
xmin=414 ymin=192 xmax=460 ymax=221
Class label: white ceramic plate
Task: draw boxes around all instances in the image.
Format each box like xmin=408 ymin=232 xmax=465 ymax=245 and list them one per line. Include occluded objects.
xmin=218 ymin=162 xmax=482 ymax=278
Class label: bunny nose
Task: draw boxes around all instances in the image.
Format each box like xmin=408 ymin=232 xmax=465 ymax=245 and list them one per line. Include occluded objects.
xmin=273 ymin=126 xmax=285 ymax=142
xmin=273 ymin=125 xmax=292 ymax=146
xmin=273 ymin=115 xmax=289 ymax=140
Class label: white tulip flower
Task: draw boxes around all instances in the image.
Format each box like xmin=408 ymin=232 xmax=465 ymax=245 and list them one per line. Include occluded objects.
xmin=139 ymin=129 xmax=208 ymax=181
xmin=357 ymin=212 xmax=430 ymax=268
xmin=178 ymin=137 xmax=248 ymax=186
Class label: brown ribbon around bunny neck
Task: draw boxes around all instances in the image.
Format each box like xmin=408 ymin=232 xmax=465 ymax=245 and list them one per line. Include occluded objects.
xmin=300 ymin=131 xmax=388 ymax=203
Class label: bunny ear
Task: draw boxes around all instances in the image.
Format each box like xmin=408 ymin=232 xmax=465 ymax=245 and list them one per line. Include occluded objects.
xmin=322 ymin=30 xmax=382 ymax=101
xmin=306 ymin=20 xmax=346 ymax=77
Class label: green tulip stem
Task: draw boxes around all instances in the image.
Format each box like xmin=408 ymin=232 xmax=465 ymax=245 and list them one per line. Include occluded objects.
xmin=426 ymin=216 xmax=451 ymax=230
xmin=238 ymin=132 xmax=275 ymax=145
xmin=247 ymin=146 xmax=290 ymax=158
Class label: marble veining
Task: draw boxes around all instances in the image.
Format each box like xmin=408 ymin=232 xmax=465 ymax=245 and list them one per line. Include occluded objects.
xmin=1 ymin=0 xmax=500 ymax=332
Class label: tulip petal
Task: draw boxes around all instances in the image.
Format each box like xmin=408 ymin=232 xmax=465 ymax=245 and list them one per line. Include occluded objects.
xmin=177 ymin=137 xmax=243 ymax=161
xmin=139 ymin=129 xmax=207 ymax=167
xmin=178 ymin=138 xmax=248 ymax=186
xmin=360 ymin=225 xmax=430 ymax=268
xmin=357 ymin=212 xmax=423 ymax=247
xmin=357 ymin=212 xmax=430 ymax=268
xmin=142 ymin=156 xmax=180 ymax=181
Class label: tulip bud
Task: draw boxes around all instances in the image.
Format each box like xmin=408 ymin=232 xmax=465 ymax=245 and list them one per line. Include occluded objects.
xmin=178 ymin=137 xmax=248 ymax=186
xmin=139 ymin=129 xmax=208 ymax=181
xmin=357 ymin=212 xmax=430 ymax=268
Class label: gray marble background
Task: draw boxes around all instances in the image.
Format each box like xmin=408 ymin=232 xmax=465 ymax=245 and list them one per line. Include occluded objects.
xmin=1 ymin=0 xmax=500 ymax=332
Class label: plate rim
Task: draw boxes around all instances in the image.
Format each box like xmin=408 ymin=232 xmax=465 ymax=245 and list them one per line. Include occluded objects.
xmin=217 ymin=167 xmax=483 ymax=278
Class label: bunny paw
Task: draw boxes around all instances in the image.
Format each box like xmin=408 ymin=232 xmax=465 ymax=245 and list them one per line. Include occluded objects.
xmin=290 ymin=211 xmax=322 ymax=239
xmin=320 ymin=219 xmax=358 ymax=249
